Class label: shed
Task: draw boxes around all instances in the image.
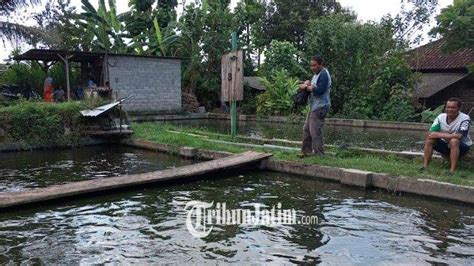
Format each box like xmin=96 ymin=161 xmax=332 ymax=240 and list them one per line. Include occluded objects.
xmin=406 ymin=40 xmax=474 ymax=113
xmin=14 ymin=49 xmax=182 ymax=114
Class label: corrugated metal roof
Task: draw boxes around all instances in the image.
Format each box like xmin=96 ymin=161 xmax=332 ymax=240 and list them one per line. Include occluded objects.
xmin=415 ymin=72 xmax=468 ymax=98
xmin=80 ymin=101 xmax=121 ymax=117
xmin=13 ymin=49 xmax=184 ymax=62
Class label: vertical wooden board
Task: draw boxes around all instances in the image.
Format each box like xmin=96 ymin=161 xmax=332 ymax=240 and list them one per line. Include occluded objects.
xmin=221 ymin=50 xmax=244 ymax=102
xmin=221 ymin=52 xmax=231 ymax=102
xmin=233 ymin=50 xmax=244 ymax=101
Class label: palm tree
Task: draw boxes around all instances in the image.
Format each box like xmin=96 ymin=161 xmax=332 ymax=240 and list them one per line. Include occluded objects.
xmin=0 ymin=0 xmax=57 ymax=44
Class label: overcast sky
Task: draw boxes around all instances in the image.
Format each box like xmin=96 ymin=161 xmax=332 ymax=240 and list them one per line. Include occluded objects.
xmin=1 ymin=0 xmax=453 ymax=61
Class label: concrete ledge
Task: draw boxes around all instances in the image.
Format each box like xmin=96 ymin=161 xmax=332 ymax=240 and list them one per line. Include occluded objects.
xmin=130 ymin=113 xmax=208 ymax=122
xmin=372 ymin=173 xmax=474 ymax=204
xmin=268 ymin=159 xmax=474 ymax=204
xmin=124 ymin=139 xmax=474 ymax=204
xmin=121 ymin=139 xmax=232 ymax=160
xmin=340 ymin=169 xmax=373 ymax=188
xmin=266 ymin=160 xmax=342 ymax=182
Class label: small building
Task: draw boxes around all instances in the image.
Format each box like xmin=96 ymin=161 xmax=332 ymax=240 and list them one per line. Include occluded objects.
xmin=406 ymin=40 xmax=474 ymax=113
xmin=14 ymin=49 xmax=182 ymax=114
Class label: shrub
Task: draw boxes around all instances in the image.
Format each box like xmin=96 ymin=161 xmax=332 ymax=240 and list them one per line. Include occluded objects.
xmin=0 ymin=101 xmax=87 ymax=148
xmin=256 ymin=70 xmax=299 ymax=116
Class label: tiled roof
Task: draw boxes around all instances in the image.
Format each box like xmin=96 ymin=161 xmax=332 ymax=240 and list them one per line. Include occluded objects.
xmin=407 ymin=40 xmax=474 ymax=71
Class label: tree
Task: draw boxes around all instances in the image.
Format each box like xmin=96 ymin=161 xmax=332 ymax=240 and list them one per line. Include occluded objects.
xmin=259 ymin=40 xmax=306 ymax=80
xmin=430 ymin=0 xmax=474 ymax=52
xmin=121 ymin=0 xmax=178 ymax=55
xmin=0 ymin=0 xmax=40 ymax=14
xmin=382 ymin=0 xmax=438 ymax=48
xmin=233 ymin=0 xmax=266 ymax=71
xmin=0 ymin=0 xmax=59 ymax=44
xmin=76 ymin=0 xmax=128 ymax=52
xmin=262 ymin=0 xmax=346 ymax=51
xmin=305 ymin=14 xmax=397 ymax=115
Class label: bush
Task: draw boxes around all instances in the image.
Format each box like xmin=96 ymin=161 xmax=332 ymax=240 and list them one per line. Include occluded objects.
xmin=256 ymin=70 xmax=299 ymax=116
xmin=0 ymin=101 xmax=87 ymax=148
xmin=259 ymin=40 xmax=307 ymax=80
xmin=421 ymin=104 xmax=444 ymax=123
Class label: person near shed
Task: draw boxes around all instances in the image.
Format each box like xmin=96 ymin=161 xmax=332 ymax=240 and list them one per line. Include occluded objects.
xmin=421 ymin=97 xmax=472 ymax=174
xmin=43 ymin=77 xmax=54 ymax=102
xmin=74 ymin=80 xmax=85 ymax=100
xmin=298 ymin=55 xmax=332 ymax=156
xmin=54 ymin=86 xmax=65 ymax=102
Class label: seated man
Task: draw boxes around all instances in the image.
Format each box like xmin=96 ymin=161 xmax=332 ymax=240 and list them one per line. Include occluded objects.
xmin=422 ymin=97 xmax=471 ymax=174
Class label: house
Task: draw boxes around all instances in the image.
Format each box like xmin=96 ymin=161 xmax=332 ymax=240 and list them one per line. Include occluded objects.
xmin=406 ymin=40 xmax=474 ymax=113
xmin=14 ymin=49 xmax=182 ymax=114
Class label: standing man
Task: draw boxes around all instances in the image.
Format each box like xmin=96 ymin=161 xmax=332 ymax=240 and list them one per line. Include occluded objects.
xmin=422 ymin=98 xmax=471 ymax=174
xmin=299 ymin=56 xmax=332 ymax=156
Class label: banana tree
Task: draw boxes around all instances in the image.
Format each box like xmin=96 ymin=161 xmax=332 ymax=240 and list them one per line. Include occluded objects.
xmin=78 ymin=0 xmax=128 ymax=53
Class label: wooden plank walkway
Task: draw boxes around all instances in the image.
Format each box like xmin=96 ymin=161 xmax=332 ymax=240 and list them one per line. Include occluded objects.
xmin=0 ymin=151 xmax=272 ymax=209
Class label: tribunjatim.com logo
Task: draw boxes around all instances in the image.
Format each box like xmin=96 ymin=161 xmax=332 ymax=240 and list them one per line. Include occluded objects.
xmin=185 ymin=201 xmax=319 ymax=238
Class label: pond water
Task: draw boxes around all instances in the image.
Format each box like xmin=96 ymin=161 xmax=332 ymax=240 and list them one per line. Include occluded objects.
xmin=164 ymin=119 xmax=427 ymax=151
xmin=0 ymin=146 xmax=473 ymax=264
xmin=0 ymin=145 xmax=196 ymax=193
xmin=0 ymin=146 xmax=474 ymax=264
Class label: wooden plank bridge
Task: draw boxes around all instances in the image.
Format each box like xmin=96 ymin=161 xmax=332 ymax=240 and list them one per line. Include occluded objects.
xmin=0 ymin=151 xmax=272 ymax=209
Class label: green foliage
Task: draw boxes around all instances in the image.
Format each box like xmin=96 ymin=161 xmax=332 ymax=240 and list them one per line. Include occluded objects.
xmin=342 ymin=56 xmax=417 ymax=121
xmin=0 ymin=101 xmax=87 ymax=148
xmin=262 ymin=0 xmax=346 ymax=50
xmin=430 ymin=0 xmax=474 ymax=52
xmin=259 ymin=40 xmax=307 ymax=79
xmin=305 ymin=14 xmax=418 ymax=121
xmin=256 ymin=70 xmax=298 ymax=115
xmin=369 ymin=56 xmax=417 ymax=121
xmin=421 ymin=104 xmax=445 ymax=123
xmin=305 ymin=14 xmax=398 ymax=115
xmin=0 ymin=60 xmax=80 ymax=96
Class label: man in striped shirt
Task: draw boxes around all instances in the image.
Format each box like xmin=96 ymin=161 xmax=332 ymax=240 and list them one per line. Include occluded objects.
xmin=422 ymin=97 xmax=472 ymax=175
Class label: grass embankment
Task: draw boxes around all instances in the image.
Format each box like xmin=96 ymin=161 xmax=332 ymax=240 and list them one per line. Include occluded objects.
xmin=133 ymin=122 xmax=474 ymax=187
xmin=0 ymin=101 xmax=90 ymax=148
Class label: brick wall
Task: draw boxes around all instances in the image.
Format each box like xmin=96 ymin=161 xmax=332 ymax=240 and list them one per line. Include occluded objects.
xmin=422 ymin=76 xmax=474 ymax=114
xmin=108 ymin=55 xmax=181 ymax=113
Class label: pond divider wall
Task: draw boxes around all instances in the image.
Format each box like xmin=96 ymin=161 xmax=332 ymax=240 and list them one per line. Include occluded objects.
xmin=129 ymin=112 xmax=431 ymax=131
xmin=123 ymin=139 xmax=474 ymax=205
xmin=0 ymin=138 xmax=111 ymax=153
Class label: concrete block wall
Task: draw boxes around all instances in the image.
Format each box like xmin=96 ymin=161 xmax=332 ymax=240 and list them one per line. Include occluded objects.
xmin=108 ymin=55 xmax=181 ymax=113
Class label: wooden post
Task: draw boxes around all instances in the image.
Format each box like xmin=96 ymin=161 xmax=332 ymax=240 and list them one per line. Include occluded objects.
xmin=231 ymin=32 xmax=238 ymax=138
xmin=57 ymin=54 xmax=73 ymax=101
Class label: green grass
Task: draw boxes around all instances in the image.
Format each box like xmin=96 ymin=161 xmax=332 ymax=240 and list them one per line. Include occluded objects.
xmin=132 ymin=122 xmax=474 ymax=187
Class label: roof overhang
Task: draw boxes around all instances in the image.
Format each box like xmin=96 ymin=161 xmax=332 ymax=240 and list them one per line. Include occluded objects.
xmin=415 ymin=72 xmax=468 ymax=98
xmin=13 ymin=49 xmax=183 ymax=63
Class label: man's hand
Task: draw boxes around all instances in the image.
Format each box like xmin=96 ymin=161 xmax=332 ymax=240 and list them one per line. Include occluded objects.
xmin=298 ymin=84 xmax=307 ymax=90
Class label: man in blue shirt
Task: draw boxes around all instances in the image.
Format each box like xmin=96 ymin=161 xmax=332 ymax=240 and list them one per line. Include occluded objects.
xmin=299 ymin=56 xmax=332 ymax=156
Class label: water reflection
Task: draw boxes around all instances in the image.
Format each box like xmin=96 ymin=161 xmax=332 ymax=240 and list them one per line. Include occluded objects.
xmin=0 ymin=171 xmax=472 ymax=264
